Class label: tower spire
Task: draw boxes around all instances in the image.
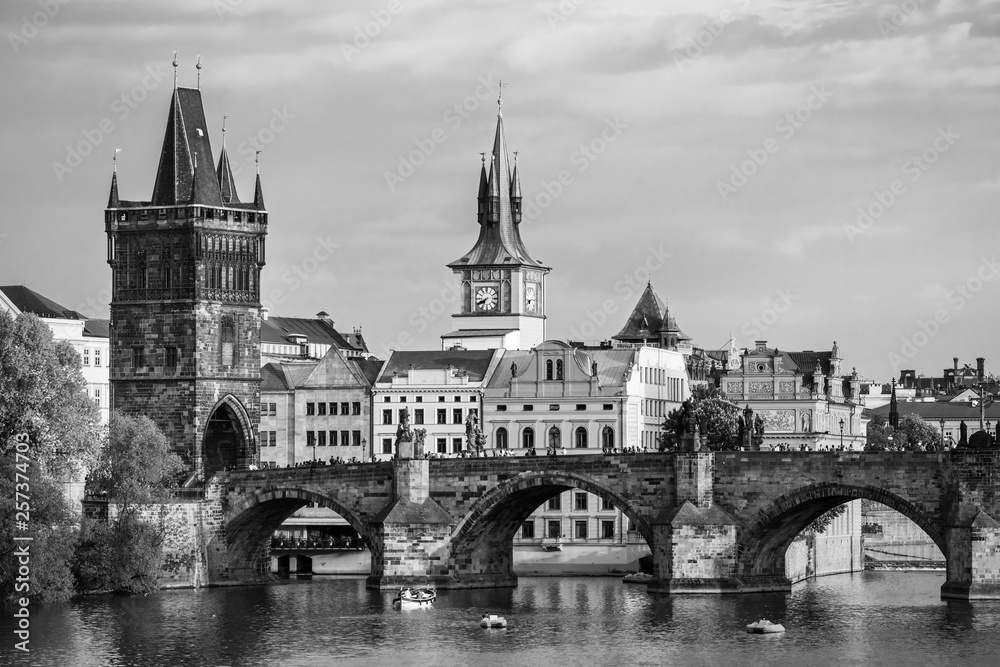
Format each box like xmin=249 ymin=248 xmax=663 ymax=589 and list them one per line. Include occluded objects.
xmin=108 ymin=149 xmax=120 ymax=208
xmin=476 ymin=152 xmax=488 ymax=224
xmin=510 ymin=150 xmax=522 ymax=223
xmin=216 ymin=115 xmax=240 ymax=205
xmin=253 ymin=151 xmax=265 ymax=209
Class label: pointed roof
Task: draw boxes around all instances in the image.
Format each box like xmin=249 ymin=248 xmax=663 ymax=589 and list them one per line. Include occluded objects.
xmin=613 ymin=283 xmax=667 ymax=340
xmin=150 ymin=88 xmax=223 ymax=207
xmin=253 ymin=172 xmax=265 ymax=210
xmin=477 ymin=157 xmax=488 ymax=205
xmin=107 ymin=171 xmax=120 ymax=208
xmin=0 ymin=286 xmax=82 ymax=320
xmin=449 ymin=109 xmax=547 ymax=270
xmin=216 ymin=146 xmax=240 ymax=204
xmin=510 ymin=155 xmax=522 ymax=199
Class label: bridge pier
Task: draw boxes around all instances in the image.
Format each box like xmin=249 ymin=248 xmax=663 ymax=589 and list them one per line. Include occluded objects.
xmin=942 ymin=512 xmax=1000 ymax=600
xmin=649 ymin=452 xmax=791 ymax=595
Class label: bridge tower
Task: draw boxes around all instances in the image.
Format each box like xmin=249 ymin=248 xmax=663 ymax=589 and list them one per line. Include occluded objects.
xmin=105 ymin=65 xmax=267 ymax=481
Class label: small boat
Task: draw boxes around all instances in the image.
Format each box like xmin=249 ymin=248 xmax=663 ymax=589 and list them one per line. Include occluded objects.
xmin=480 ymin=613 xmax=507 ymax=629
xmin=746 ymin=619 xmax=785 ymax=634
xmin=392 ymin=587 xmax=436 ymax=608
xmin=622 ymin=572 xmax=654 ymax=584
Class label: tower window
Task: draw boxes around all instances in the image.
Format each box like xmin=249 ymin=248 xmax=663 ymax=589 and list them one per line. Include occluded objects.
xmin=165 ymin=347 xmax=178 ymax=368
xmin=221 ymin=316 xmax=236 ymax=366
xmin=131 ymin=347 xmax=144 ymax=369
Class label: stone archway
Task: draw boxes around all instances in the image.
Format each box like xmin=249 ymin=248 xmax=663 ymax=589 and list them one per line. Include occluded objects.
xmin=735 ymin=482 xmax=946 ymax=580
xmin=202 ymin=395 xmax=255 ymax=480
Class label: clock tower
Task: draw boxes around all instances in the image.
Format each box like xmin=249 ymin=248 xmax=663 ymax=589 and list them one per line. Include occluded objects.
xmin=442 ymin=94 xmax=550 ymax=350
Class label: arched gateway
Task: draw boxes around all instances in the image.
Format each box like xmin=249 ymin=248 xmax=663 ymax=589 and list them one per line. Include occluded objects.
xmin=201 ymin=395 xmax=256 ymax=480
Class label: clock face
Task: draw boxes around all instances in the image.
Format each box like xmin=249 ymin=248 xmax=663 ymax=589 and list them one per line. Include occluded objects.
xmin=525 ymin=284 xmax=537 ymax=312
xmin=476 ymin=286 xmax=498 ymax=311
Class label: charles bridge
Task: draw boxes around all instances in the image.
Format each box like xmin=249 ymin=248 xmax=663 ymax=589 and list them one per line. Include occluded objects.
xmin=141 ymin=451 xmax=1000 ymax=600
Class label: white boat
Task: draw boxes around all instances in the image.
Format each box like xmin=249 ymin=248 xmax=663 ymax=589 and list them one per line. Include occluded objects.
xmin=746 ymin=619 xmax=785 ymax=634
xmin=392 ymin=587 xmax=436 ymax=608
xmin=480 ymin=613 xmax=507 ymax=629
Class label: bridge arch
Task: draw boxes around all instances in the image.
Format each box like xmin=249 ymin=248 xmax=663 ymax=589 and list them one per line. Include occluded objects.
xmin=224 ymin=487 xmax=371 ymax=579
xmin=449 ymin=470 xmax=653 ymax=567
xmin=736 ymin=482 xmax=947 ymax=578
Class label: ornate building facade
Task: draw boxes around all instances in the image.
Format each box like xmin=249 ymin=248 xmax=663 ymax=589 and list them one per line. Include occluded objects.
xmin=105 ymin=78 xmax=267 ymax=480
xmin=442 ymin=96 xmax=550 ymax=351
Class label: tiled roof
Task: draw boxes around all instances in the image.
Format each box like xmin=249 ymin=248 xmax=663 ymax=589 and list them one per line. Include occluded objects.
xmin=261 ymin=363 xmax=292 ymax=391
xmin=870 ymin=401 xmax=1000 ymax=421
xmin=0 ymin=286 xmax=80 ymax=320
xmin=261 ymin=316 xmax=358 ymax=351
xmin=787 ymin=351 xmax=833 ymax=376
xmin=151 ymin=88 xmax=224 ymax=207
xmin=613 ymin=283 xmax=666 ymax=340
xmin=216 ymin=146 xmax=240 ymax=204
xmin=377 ymin=349 xmax=496 ymax=383
xmin=487 ymin=348 xmax=635 ymax=388
xmin=441 ymin=328 xmax=516 ymax=338
xmin=351 ymin=358 xmax=385 ymax=385
xmin=84 ymin=319 xmax=110 ymax=338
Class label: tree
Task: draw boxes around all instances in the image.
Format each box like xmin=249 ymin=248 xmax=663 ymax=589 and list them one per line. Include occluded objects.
xmin=658 ymin=386 xmax=740 ymax=451
xmin=896 ymin=414 xmax=943 ymax=451
xmin=74 ymin=412 xmax=185 ymax=595
xmin=0 ymin=311 xmax=103 ymax=481
xmin=864 ymin=413 xmax=893 ymax=451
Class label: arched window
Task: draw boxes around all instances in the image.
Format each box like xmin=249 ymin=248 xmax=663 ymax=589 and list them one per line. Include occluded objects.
xmin=548 ymin=426 xmax=561 ymax=450
xmin=522 ymin=427 xmax=534 ymax=449
xmin=556 ymin=359 xmax=564 ymax=380
xmin=496 ymin=427 xmax=508 ymax=450
xmin=602 ymin=426 xmax=615 ymax=451
xmin=545 ymin=359 xmax=553 ymax=380
xmin=575 ymin=426 xmax=588 ymax=449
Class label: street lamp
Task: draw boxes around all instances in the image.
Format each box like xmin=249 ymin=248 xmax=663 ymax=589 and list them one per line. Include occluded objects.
xmin=839 ymin=418 xmax=845 ymax=450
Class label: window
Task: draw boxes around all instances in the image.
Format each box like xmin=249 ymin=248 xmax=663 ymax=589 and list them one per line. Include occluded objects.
xmin=548 ymin=426 xmax=561 ymax=450
xmin=330 ymin=402 xmax=338 ymax=415
xmin=352 ymin=431 xmax=361 ymax=446
xmin=165 ymin=347 xmax=178 ymax=368
xmin=415 ymin=396 xmax=423 ymax=403
xmin=382 ymin=438 xmax=393 ymax=454
xmin=601 ymin=520 xmax=615 ymax=539
xmin=318 ymin=402 xmax=327 ymax=416
xmin=497 ymin=405 xmax=507 ymax=412
xmin=469 ymin=395 xmax=477 ymax=402
xmin=268 ymin=403 xmax=276 ymax=416
xmin=93 ymin=386 xmax=102 ymax=406
xmin=399 ymin=396 xmax=407 ymax=403
xmin=306 ymin=431 xmax=315 ymax=447
xmin=603 ymin=497 xmax=615 ymax=511
xmin=575 ymin=520 xmax=588 ymax=539
xmin=414 ymin=409 xmax=424 ymax=425
xmin=453 ymin=408 xmax=463 ymax=424
xmin=352 ymin=402 xmax=360 ymax=415
xmin=383 ymin=409 xmax=392 ymax=424
xmin=341 ymin=430 xmax=350 ymax=446
xmin=496 ymin=427 xmax=508 ymax=450
xmin=556 ymin=359 xmax=564 ymax=380
xmin=83 ymin=348 xmax=90 ymax=365
xmin=131 ymin=347 xmax=144 ymax=369
xmin=306 ymin=403 xmax=315 ymax=416
xmin=602 ymin=426 xmax=615 ymax=450
xmin=547 ymin=520 xmax=561 ymax=539
xmin=318 ymin=431 xmax=327 ymax=446
xmin=330 ymin=430 xmax=337 ymax=446
xmin=548 ymin=495 xmax=561 ymax=511
xmin=603 ymin=404 xmax=613 ymax=410
xmin=576 ymin=404 xmax=586 ymax=411
xmin=522 ymin=427 xmax=534 ymax=449
xmin=549 ymin=404 xmax=559 ymax=411
xmin=269 ymin=432 xmax=276 ymax=447
xmin=575 ymin=427 xmax=588 ymax=449
xmin=436 ymin=438 xmax=447 ymax=454
xmin=521 ymin=522 xmax=535 ymax=539
xmin=452 ymin=437 xmax=463 ymax=453
xmin=94 ymin=349 xmax=102 ymax=366
xmin=575 ymin=492 xmax=588 ymax=511
xmin=437 ymin=409 xmax=447 ymax=424
xmin=341 ymin=402 xmax=350 ymax=415
xmin=438 ymin=396 xmax=445 ymax=402
xmin=523 ymin=405 xmax=534 ymax=411
xmin=546 ymin=359 xmax=553 ymax=380
xmin=383 ymin=396 xmax=391 ymax=402
xmin=454 ymin=396 xmax=462 ymax=402
xmin=221 ymin=316 xmax=235 ymax=366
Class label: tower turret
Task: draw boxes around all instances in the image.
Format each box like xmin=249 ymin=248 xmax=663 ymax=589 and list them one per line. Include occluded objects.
xmin=510 ymin=152 xmax=522 ymax=224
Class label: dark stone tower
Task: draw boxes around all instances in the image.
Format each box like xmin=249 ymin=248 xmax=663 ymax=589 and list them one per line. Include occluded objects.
xmin=105 ymin=79 xmax=267 ymax=482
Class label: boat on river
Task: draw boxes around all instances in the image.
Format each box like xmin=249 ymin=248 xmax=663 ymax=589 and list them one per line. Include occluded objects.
xmin=392 ymin=587 xmax=436 ymax=608
xmin=746 ymin=619 xmax=785 ymax=634
xmin=480 ymin=613 xmax=507 ymax=629
xmin=622 ymin=572 xmax=654 ymax=584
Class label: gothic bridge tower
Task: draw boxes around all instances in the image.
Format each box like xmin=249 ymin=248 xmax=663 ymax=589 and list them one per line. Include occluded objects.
xmin=105 ymin=64 xmax=267 ymax=481
xmin=442 ymin=91 xmax=550 ymax=351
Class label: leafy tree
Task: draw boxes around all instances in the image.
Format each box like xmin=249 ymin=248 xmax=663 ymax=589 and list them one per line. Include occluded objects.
xmin=0 ymin=311 xmax=102 ymax=480
xmin=74 ymin=412 xmax=185 ymax=595
xmin=864 ymin=413 xmax=893 ymax=451
xmin=895 ymin=414 xmax=943 ymax=451
xmin=658 ymin=386 xmax=740 ymax=451
xmin=803 ymin=505 xmax=847 ymax=534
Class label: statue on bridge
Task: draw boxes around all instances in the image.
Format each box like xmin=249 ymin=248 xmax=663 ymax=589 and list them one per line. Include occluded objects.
xmin=739 ymin=405 xmax=754 ymax=451
xmin=465 ymin=410 xmax=485 ymax=457
xmin=413 ymin=428 xmax=426 ymax=458
xmin=394 ymin=408 xmax=414 ymax=459
xmin=958 ymin=421 xmax=969 ymax=449
xmin=679 ymin=399 xmax=706 ymax=452
xmin=752 ymin=414 xmax=765 ymax=451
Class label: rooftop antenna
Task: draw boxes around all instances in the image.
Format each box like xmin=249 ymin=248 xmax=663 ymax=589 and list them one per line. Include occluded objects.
xmin=497 ymin=79 xmax=508 ymax=117
xmin=196 ymin=54 xmax=202 ymax=90
xmin=113 ymin=148 xmax=120 ymax=173
xmin=172 ymin=51 xmax=178 ymax=89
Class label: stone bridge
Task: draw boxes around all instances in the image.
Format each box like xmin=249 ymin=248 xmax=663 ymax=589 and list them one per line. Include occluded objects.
xmin=182 ymin=451 xmax=1000 ymax=599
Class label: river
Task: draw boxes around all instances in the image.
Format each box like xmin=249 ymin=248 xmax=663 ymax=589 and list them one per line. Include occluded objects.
xmin=4 ymin=571 xmax=1000 ymax=666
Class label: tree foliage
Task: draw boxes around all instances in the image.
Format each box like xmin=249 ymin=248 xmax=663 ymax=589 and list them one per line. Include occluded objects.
xmin=74 ymin=412 xmax=185 ymax=595
xmin=865 ymin=413 xmax=943 ymax=451
xmin=659 ymin=385 xmax=741 ymax=451
xmin=0 ymin=311 xmax=102 ymax=481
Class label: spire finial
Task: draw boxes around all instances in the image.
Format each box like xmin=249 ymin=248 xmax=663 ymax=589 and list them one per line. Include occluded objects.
xmin=497 ymin=79 xmax=508 ymax=117
xmin=172 ymin=51 xmax=178 ymax=89
xmin=255 ymin=150 xmax=261 ymax=174
xmin=113 ymin=148 xmax=120 ymax=173
xmin=513 ymin=150 xmax=518 ymax=163
xmin=480 ymin=151 xmax=485 ymax=165
xmin=196 ymin=54 xmax=202 ymax=90
xmin=222 ymin=115 xmax=229 ymax=148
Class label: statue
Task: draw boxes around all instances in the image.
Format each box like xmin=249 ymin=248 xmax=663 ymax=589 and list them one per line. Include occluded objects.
xmin=752 ymin=414 xmax=765 ymax=451
xmin=511 ymin=362 xmax=517 ymax=377
xmin=801 ymin=411 xmax=811 ymax=433
xmin=592 ymin=361 xmax=598 ymax=377
xmin=742 ymin=405 xmax=754 ymax=450
xmin=959 ymin=421 xmax=968 ymax=449
xmin=678 ymin=399 xmax=698 ymax=452
xmin=465 ymin=410 xmax=484 ymax=456
xmin=413 ymin=428 xmax=426 ymax=458
xmin=394 ymin=408 xmax=414 ymax=459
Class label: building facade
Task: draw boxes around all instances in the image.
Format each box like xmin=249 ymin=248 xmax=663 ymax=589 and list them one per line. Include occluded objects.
xmin=105 ymin=81 xmax=267 ymax=480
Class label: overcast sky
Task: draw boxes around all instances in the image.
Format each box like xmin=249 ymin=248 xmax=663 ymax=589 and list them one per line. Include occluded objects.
xmin=1 ymin=0 xmax=998 ymax=381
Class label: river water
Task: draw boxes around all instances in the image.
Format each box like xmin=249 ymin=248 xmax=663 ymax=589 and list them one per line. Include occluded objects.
xmin=5 ymin=572 xmax=1000 ymax=666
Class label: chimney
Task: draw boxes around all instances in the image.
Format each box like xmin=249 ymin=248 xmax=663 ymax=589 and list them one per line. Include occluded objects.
xmin=755 ymin=340 xmax=767 ymax=349
xmin=260 ymin=306 xmax=269 ymax=321
xmin=954 ymin=357 xmax=959 ymax=373
xmin=977 ymin=357 xmax=985 ymax=380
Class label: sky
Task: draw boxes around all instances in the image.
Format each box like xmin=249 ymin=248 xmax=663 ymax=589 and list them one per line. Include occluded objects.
xmin=1 ymin=0 xmax=998 ymax=382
